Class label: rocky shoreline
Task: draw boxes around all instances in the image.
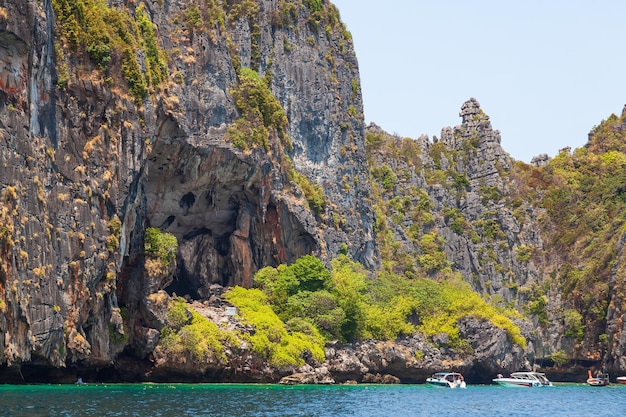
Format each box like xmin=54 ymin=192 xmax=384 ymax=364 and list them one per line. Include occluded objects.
xmin=0 ymin=290 xmax=538 ymax=385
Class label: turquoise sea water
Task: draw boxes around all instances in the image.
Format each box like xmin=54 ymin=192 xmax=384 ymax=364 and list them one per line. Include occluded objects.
xmin=0 ymin=383 xmax=625 ymax=417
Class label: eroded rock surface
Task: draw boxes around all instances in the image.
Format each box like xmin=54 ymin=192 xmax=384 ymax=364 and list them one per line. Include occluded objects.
xmin=0 ymin=0 xmax=374 ymax=381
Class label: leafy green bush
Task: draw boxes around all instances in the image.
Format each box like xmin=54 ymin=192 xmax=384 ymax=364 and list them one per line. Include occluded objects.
xmin=365 ymin=132 xmax=385 ymax=150
xmin=444 ymin=208 xmax=467 ymax=235
xmin=159 ymin=298 xmax=232 ymax=363
xmin=121 ymin=47 xmax=148 ymax=103
xmin=109 ymin=320 xmax=129 ymax=346
xmin=528 ymin=295 xmax=549 ymax=324
xmin=371 ymin=164 xmax=397 ymax=191
xmin=514 ymin=245 xmax=533 ymax=263
xmin=254 ymin=255 xmax=332 ymax=314
xmin=251 ymin=254 xmax=526 ymax=351
xmin=144 ymin=227 xmax=178 ymax=266
xmin=254 ymin=255 xmax=365 ymax=342
xmin=418 ymin=277 xmax=526 ymax=349
xmin=327 ymin=256 xmax=369 ymax=341
xmin=166 ymin=297 xmax=192 ymax=329
xmin=224 ymin=287 xmax=325 ymax=367
xmin=550 ymin=349 xmax=568 ymax=367
xmin=283 ymin=290 xmax=345 ymax=339
xmin=183 ymin=5 xmax=203 ymax=30
xmin=361 ymin=295 xmax=416 ymax=340
xmin=304 ymin=0 xmax=323 ymax=12
xmin=417 ymin=232 xmax=452 ymax=274
xmin=480 ymin=185 xmax=502 ymax=204
xmin=453 ymin=173 xmax=470 ymax=190
xmin=429 ymin=142 xmax=448 ymax=170
xmin=136 ymin=4 xmax=167 ymax=88
xmin=106 ymin=216 xmax=122 ymax=252
xmin=563 ymin=309 xmax=584 ymax=340
xmin=189 ymin=0 xmax=226 ymax=32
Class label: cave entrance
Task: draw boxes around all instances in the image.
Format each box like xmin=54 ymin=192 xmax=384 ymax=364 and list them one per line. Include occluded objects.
xmin=164 ymin=229 xmax=234 ymax=300
xmin=164 ymin=274 xmax=200 ymax=300
xmin=142 ymin=133 xmax=249 ymax=300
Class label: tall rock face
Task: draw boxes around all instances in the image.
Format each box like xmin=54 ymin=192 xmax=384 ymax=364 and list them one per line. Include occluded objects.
xmin=367 ymin=99 xmax=626 ymax=378
xmin=368 ymin=98 xmax=544 ymax=302
xmin=366 ymin=99 xmax=552 ymax=365
xmin=1 ymin=0 xmax=624 ymax=383
xmin=436 ymin=98 xmax=541 ymax=298
xmin=606 ymin=234 xmax=626 ymax=372
xmin=0 ymin=0 xmax=375 ymax=377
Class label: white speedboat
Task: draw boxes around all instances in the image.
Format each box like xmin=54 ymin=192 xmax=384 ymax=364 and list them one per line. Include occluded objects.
xmin=492 ymin=372 xmax=553 ymax=387
xmin=426 ymin=372 xmax=466 ymax=388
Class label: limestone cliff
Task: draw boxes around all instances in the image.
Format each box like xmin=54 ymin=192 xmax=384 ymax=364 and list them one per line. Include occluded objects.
xmin=366 ymin=98 xmax=544 ymax=366
xmin=0 ymin=0 xmax=374 ymax=380
xmin=1 ymin=0 xmax=624 ymax=384
xmin=368 ymin=99 xmax=542 ymax=297
xmin=367 ymin=99 xmax=626 ymax=380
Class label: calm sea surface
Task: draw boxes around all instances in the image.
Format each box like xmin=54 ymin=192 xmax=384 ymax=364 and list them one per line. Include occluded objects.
xmin=0 ymin=383 xmax=624 ymax=417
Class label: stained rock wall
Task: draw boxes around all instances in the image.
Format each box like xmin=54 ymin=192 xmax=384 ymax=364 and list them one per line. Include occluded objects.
xmin=1 ymin=0 xmax=624 ymax=383
xmin=0 ymin=0 xmax=375 ymax=378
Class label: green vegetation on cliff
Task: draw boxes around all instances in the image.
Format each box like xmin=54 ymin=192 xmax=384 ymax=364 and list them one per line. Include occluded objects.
xmin=145 ymin=227 xmax=178 ymax=266
xmin=159 ymin=297 xmax=233 ymax=363
xmin=157 ymin=252 xmax=526 ymax=367
xmin=225 ymin=286 xmax=325 ymax=367
xmin=248 ymin=254 xmax=525 ymax=350
xmin=363 ymin=119 xmax=529 ymax=351
xmin=52 ymin=0 xmax=168 ymax=101
xmin=512 ymin=111 xmax=626 ymax=343
xmin=226 ymin=66 xmax=326 ymax=216
xmin=228 ymin=67 xmax=290 ymax=152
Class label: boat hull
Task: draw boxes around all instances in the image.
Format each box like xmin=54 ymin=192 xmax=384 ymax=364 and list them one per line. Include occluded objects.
xmin=493 ymin=379 xmax=541 ymax=388
xmin=492 ymin=372 xmax=552 ymax=387
xmin=426 ymin=372 xmax=466 ymax=389
xmin=426 ymin=380 xmax=466 ymax=389
xmin=426 ymin=380 xmax=452 ymax=388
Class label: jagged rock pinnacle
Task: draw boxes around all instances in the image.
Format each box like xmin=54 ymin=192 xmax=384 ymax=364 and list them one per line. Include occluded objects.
xmin=460 ymin=97 xmax=485 ymax=124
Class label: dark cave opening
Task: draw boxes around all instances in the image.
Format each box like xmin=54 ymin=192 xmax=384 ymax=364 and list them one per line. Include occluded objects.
xmin=142 ymin=138 xmax=260 ymax=300
xmin=164 ymin=272 xmax=201 ymax=300
xmin=159 ymin=215 xmax=176 ymax=229
xmin=163 ymin=229 xmax=234 ymax=300
xmin=182 ymin=226 xmax=211 ymax=241
xmin=179 ymin=192 xmax=196 ymax=214
xmin=215 ymin=234 xmax=231 ymax=257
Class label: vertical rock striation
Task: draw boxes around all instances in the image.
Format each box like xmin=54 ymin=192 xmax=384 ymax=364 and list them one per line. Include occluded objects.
xmin=0 ymin=0 xmax=375 ymax=379
xmin=1 ymin=0 xmax=624 ymax=382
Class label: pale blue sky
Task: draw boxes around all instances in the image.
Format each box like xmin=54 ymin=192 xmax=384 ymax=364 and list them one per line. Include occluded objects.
xmin=332 ymin=0 xmax=626 ymax=162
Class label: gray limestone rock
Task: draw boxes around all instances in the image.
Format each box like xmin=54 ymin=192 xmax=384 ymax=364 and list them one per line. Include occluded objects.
xmin=0 ymin=0 xmax=374 ymax=379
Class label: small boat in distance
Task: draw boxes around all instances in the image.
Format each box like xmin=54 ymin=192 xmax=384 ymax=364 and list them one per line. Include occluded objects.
xmin=426 ymin=372 xmax=466 ymax=388
xmin=492 ymin=372 xmax=553 ymax=387
xmin=587 ymin=370 xmax=609 ymax=387
xmin=617 ymin=376 xmax=626 ymax=384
